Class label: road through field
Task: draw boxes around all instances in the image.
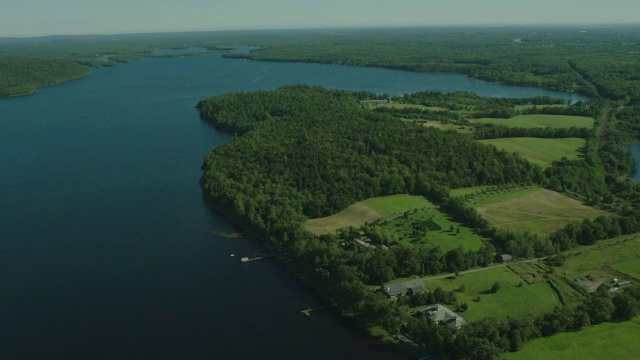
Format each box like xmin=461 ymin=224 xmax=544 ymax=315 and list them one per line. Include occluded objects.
xmin=420 ymin=257 xmax=547 ymax=281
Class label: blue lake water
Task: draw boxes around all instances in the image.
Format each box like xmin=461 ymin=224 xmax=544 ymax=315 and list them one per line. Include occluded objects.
xmin=0 ymin=55 xmax=586 ymax=359
xmin=151 ymin=47 xmax=210 ymax=56
xmin=625 ymin=144 xmax=640 ymax=181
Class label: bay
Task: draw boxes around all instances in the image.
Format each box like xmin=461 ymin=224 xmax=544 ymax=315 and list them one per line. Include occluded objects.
xmin=0 ymin=55 xmax=585 ymax=359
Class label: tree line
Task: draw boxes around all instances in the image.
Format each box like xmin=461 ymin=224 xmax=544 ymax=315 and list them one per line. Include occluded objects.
xmin=0 ymin=58 xmax=91 ymax=97
xmin=473 ymin=125 xmax=592 ymax=140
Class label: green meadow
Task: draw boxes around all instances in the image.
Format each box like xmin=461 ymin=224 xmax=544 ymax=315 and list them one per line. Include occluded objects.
xmin=507 ymin=317 xmax=640 ymax=360
xmin=305 ymin=194 xmax=434 ymax=235
xmin=479 ymin=137 xmax=585 ymax=168
xmin=363 ymin=194 xmax=435 ymax=217
xmin=423 ymin=266 xmax=560 ymax=321
xmin=378 ymin=209 xmax=487 ymax=252
xmin=554 ymin=234 xmax=640 ymax=280
xmin=611 ymin=257 xmax=640 ymax=279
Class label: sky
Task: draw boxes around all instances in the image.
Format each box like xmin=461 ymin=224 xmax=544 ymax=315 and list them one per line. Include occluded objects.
xmin=1 ymin=0 xmax=639 ymax=37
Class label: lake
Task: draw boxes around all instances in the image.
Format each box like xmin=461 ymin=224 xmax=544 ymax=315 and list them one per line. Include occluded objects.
xmin=0 ymin=55 xmax=586 ymax=359
xmin=625 ymin=144 xmax=640 ymax=182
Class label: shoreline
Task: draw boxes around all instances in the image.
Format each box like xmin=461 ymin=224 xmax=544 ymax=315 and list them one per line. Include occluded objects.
xmin=0 ymin=71 xmax=93 ymax=99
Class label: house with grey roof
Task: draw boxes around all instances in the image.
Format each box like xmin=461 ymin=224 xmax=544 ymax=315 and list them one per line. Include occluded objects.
xmin=382 ymin=279 xmax=426 ymax=298
xmin=420 ymin=304 xmax=466 ymax=331
xmin=498 ymin=254 xmax=513 ymax=264
xmin=599 ymin=278 xmax=632 ymax=293
xmin=353 ymin=237 xmax=389 ymax=251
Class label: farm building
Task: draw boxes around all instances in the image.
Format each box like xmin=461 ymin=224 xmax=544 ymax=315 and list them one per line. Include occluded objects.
xmin=420 ymin=304 xmax=466 ymax=331
xmin=354 ymin=237 xmax=376 ymax=249
xmin=382 ymin=279 xmax=426 ymax=298
xmin=498 ymin=254 xmax=513 ymax=264
xmin=353 ymin=237 xmax=389 ymax=250
xmin=599 ymin=278 xmax=632 ymax=292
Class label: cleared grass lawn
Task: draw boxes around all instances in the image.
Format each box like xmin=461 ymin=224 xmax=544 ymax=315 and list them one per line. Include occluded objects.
xmin=555 ymin=234 xmax=640 ymax=280
xmin=611 ymin=257 xmax=640 ymax=279
xmin=472 ymin=114 xmax=594 ymax=129
xmin=379 ymin=209 xmax=487 ymax=252
xmin=365 ymin=194 xmax=435 ymax=217
xmin=424 ymin=266 xmax=560 ymax=321
xmin=479 ymin=137 xmax=585 ymax=168
xmin=305 ymin=194 xmax=434 ymax=235
xmin=473 ymin=187 xmax=608 ymax=235
xmin=507 ymin=317 xmax=640 ymax=360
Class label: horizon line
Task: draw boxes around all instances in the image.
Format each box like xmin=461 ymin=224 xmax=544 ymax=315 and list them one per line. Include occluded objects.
xmin=2 ymin=22 xmax=640 ymax=40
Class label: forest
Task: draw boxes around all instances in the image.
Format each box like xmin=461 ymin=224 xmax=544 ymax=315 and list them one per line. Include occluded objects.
xmin=0 ymin=57 xmax=91 ymax=96
xmin=197 ymin=85 xmax=543 ymax=226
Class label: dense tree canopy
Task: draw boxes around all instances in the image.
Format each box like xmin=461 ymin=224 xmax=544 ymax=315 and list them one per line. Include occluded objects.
xmin=198 ymin=85 xmax=543 ymax=240
xmin=0 ymin=58 xmax=91 ymax=96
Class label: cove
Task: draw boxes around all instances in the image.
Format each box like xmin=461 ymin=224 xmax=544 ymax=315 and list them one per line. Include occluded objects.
xmin=0 ymin=55 xmax=586 ymax=359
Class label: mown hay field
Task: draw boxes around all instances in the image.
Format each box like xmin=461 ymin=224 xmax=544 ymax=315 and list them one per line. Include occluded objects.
xmin=471 ymin=187 xmax=608 ymax=235
xmin=479 ymin=137 xmax=585 ymax=168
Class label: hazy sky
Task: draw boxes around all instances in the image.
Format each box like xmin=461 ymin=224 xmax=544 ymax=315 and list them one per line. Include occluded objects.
xmin=1 ymin=0 xmax=639 ymax=37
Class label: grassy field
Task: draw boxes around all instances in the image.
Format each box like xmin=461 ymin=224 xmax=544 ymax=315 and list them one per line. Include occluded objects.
xmin=378 ymin=209 xmax=487 ymax=252
xmin=509 ymin=261 xmax=588 ymax=305
xmin=611 ymin=257 xmax=640 ymax=279
xmin=423 ymin=266 xmax=560 ymax=321
xmin=555 ymin=234 xmax=640 ymax=280
xmin=472 ymin=114 xmax=594 ymax=129
xmin=479 ymin=137 xmax=585 ymax=168
xmin=509 ymin=237 xmax=640 ymax=360
xmin=369 ymin=103 xmax=475 ymax=134
xmin=305 ymin=194 xmax=434 ymax=235
xmin=472 ymin=187 xmax=608 ymax=235
xmin=507 ymin=317 xmax=640 ymax=360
